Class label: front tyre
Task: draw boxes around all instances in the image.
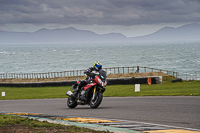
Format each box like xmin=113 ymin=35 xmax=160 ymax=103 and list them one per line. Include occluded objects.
xmin=67 ymin=97 xmax=77 ymax=108
xmin=90 ymin=92 xmax=103 ymax=109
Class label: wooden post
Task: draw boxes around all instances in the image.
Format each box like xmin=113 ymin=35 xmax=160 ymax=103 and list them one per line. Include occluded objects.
xmin=135 ymin=66 xmax=139 ymax=73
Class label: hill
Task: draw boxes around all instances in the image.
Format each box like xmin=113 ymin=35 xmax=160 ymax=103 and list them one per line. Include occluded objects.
xmin=0 ymin=27 xmax=127 ymax=43
xmin=129 ymin=23 xmax=200 ymax=42
xmin=0 ymin=23 xmax=199 ymax=43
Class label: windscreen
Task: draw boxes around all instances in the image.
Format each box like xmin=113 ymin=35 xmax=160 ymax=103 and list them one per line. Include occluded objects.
xmin=99 ymin=69 xmax=107 ymax=80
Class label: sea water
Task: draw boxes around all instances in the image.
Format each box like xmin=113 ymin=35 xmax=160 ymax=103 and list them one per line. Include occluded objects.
xmin=0 ymin=41 xmax=200 ymax=75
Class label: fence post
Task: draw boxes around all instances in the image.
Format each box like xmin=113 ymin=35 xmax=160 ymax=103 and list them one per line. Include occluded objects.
xmin=135 ymin=66 xmax=139 ymax=73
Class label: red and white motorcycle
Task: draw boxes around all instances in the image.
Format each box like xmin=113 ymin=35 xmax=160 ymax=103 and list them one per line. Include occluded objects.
xmin=66 ymin=69 xmax=107 ymax=109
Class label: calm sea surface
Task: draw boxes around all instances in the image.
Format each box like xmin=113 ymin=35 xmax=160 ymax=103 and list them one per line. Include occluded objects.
xmin=0 ymin=41 xmax=200 ymax=74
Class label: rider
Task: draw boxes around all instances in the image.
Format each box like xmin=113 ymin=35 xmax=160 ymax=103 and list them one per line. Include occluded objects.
xmin=77 ymin=61 xmax=102 ymax=101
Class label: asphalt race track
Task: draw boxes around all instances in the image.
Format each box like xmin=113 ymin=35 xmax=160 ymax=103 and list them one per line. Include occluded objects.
xmin=0 ymin=96 xmax=200 ymax=130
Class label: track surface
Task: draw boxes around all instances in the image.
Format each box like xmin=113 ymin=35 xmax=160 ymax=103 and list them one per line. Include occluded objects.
xmin=0 ymin=96 xmax=200 ymax=130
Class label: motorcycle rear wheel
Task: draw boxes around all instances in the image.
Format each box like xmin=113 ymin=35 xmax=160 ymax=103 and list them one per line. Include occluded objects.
xmin=67 ymin=97 xmax=77 ymax=108
xmin=90 ymin=92 xmax=103 ymax=109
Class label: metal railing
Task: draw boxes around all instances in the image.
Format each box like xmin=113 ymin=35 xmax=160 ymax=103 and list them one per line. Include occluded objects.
xmin=0 ymin=66 xmax=178 ymax=79
xmin=178 ymin=71 xmax=200 ymax=81
xmin=104 ymin=66 xmax=178 ymax=77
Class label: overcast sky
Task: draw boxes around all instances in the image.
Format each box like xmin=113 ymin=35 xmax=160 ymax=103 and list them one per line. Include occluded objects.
xmin=0 ymin=0 xmax=200 ymax=37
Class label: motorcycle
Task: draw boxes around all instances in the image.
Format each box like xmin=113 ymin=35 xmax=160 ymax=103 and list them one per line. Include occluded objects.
xmin=66 ymin=69 xmax=107 ymax=109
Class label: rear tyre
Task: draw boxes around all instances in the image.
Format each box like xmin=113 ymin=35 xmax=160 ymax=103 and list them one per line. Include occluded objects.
xmin=67 ymin=97 xmax=77 ymax=108
xmin=90 ymin=92 xmax=103 ymax=109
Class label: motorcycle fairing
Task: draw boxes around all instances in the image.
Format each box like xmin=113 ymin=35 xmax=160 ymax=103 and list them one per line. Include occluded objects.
xmin=83 ymin=83 xmax=97 ymax=91
xmin=92 ymin=75 xmax=107 ymax=87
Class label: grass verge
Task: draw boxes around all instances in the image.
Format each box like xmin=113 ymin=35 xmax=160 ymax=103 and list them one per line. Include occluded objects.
xmin=0 ymin=114 xmax=110 ymax=133
xmin=0 ymin=76 xmax=199 ymax=100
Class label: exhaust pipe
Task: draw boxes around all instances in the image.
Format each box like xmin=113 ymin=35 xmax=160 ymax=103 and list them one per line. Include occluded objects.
xmin=66 ymin=91 xmax=73 ymax=96
xmin=66 ymin=91 xmax=76 ymax=99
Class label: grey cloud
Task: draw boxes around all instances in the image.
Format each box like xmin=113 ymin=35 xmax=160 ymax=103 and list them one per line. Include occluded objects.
xmin=0 ymin=0 xmax=199 ymax=26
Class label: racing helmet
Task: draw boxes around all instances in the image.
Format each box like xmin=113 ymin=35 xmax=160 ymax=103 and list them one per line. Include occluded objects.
xmin=93 ymin=61 xmax=102 ymax=71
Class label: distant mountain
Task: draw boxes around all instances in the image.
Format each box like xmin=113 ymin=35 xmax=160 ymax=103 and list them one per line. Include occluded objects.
xmin=0 ymin=23 xmax=199 ymax=44
xmin=0 ymin=27 xmax=127 ymax=43
xmin=129 ymin=23 xmax=200 ymax=42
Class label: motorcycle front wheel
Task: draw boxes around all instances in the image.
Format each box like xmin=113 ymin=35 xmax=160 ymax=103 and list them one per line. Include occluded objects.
xmin=67 ymin=97 xmax=77 ymax=108
xmin=90 ymin=92 xmax=103 ymax=109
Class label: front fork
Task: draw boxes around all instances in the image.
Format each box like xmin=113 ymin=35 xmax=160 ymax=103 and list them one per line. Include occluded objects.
xmin=92 ymin=86 xmax=97 ymax=101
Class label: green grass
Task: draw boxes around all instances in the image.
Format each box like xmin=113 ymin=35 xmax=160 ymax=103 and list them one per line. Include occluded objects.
xmin=0 ymin=77 xmax=200 ymax=100
xmin=104 ymin=81 xmax=200 ymax=97
xmin=0 ymin=86 xmax=70 ymax=100
xmin=0 ymin=114 xmax=110 ymax=132
xmin=0 ymin=114 xmax=62 ymax=128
